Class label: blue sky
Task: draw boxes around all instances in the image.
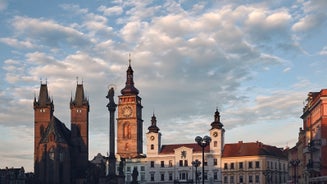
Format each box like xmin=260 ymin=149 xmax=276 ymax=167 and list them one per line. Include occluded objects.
xmin=1 ymin=0 xmax=327 ymax=172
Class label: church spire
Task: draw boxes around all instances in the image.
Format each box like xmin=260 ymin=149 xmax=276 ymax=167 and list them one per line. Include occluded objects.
xmin=121 ymin=56 xmax=139 ymax=95
xmin=34 ymin=82 xmax=53 ymax=109
xmin=148 ymin=113 xmax=160 ymax=133
xmin=211 ymin=108 xmax=223 ymax=129
xmin=70 ymin=81 xmax=89 ymax=108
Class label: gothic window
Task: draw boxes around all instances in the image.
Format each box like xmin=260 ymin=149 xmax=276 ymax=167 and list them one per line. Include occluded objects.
xmin=49 ymin=133 xmax=55 ymax=142
xmin=59 ymin=150 xmax=64 ymax=162
xmin=49 ymin=147 xmax=55 ymax=160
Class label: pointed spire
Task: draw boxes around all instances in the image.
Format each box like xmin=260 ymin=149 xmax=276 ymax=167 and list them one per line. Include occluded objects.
xmin=70 ymin=81 xmax=89 ymax=108
xmin=34 ymin=82 xmax=54 ymax=112
xmin=211 ymin=108 xmax=223 ymax=129
xmin=121 ymin=55 xmax=139 ymax=95
xmin=37 ymin=83 xmax=52 ymax=107
xmin=148 ymin=113 xmax=160 ymax=133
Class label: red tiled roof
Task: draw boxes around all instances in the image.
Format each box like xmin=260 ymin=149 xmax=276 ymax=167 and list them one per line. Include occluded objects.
xmin=160 ymin=143 xmax=210 ymax=154
xmin=222 ymin=141 xmax=286 ymax=158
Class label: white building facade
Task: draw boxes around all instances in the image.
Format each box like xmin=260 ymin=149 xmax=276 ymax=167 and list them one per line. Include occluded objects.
xmin=144 ymin=110 xmax=225 ymax=183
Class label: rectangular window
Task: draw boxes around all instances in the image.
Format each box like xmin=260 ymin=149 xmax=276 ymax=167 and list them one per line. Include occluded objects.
xmin=248 ymin=161 xmax=253 ymax=169
xmin=255 ymin=161 xmax=260 ymax=168
xmin=213 ymin=171 xmax=218 ymax=180
xmin=127 ymin=166 xmax=131 ymax=172
xmin=169 ymin=160 xmax=173 ymax=167
xmin=204 ymin=171 xmax=208 ymax=180
xmin=141 ymin=173 xmax=145 ymax=181
xmin=239 ymin=175 xmax=243 ymax=183
xmin=161 ymin=173 xmax=165 ymax=181
xmin=230 ymin=176 xmax=234 ymax=183
xmin=224 ymin=163 xmax=228 ymax=170
xmin=224 ymin=176 xmax=228 ymax=183
xmin=184 ymin=160 xmax=188 ymax=167
xmin=255 ymin=175 xmax=259 ymax=183
xmin=151 ymin=173 xmax=155 ymax=181
xmin=239 ymin=162 xmax=243 ymax=169
xmin=231 ymin=163 xmax=234 ymax=169
xmin=249 ymin=175 xmax=253 ymax=183
xmin=161 ymin=161 xmax=164 ymax=167
xmin=214 ymin=158 xmax=218 ymax=166
xmin=150 ymin=161 xmax=154 ymax=168
xmin=179 ymin=160 xmax=183 ymax=167
xmin=140 ymin=166 xmax=145 ymax=171
xmin=169 ymin=173 xmax=173 ymax=181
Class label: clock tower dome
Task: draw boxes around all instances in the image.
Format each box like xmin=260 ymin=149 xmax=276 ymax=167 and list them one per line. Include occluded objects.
xmin=117 ymin=58 xmax=143 ymax=158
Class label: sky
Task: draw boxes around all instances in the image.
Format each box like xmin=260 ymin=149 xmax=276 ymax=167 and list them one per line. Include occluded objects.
xmin=0 ymin=0 xmax=327 ymax=172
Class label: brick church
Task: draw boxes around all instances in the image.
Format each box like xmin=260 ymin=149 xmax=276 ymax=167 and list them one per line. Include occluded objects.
xmin=33 ymin=81 xmax=89 ymax=183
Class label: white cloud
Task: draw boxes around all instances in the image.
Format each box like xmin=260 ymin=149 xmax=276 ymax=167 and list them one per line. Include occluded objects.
xmin=98 ymin=5 xmax=123 ymax=16
xmin=0 ymin=38 xmax=36 ymax=49
xmin=319 ymin=46 xmax=327 ymax=55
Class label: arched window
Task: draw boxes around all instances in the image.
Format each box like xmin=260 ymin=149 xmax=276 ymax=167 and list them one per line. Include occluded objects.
xmin=123 ymin=123 xmax=131 ymax=139
xmin=151 ymin=144 xmax=154 ymax=150
xmin=214 ymin=141 xmax=218 ymax=147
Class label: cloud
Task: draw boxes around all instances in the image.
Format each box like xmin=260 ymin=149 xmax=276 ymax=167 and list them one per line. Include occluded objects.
xmin=11 ymin=16 xmax=92 ymax=49
xmin=319 ymin=46 xmax=327 ymax=55
xmin=98 ymin=5 xmax=123 ymax=16
xmin=0 ymin=38 xmax=36 ymax=49
xmin=292 ymin=0 xmax=327 ymax=32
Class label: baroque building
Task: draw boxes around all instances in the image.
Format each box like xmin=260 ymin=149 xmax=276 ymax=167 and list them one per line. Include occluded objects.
xmin=144 ymin=110 xmax=225 ymax=183
xmin=222 ymin=141 xmax=288 ymax=184
xmin=33 ymin=82 xmax=89 ymax=184
xmin=289 ymin=89 xmax=327 ymax=183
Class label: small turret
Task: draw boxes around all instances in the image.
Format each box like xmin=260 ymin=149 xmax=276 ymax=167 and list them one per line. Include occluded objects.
xmin=211 ymin=108 xmax=223 ymax=129
xmin=148 ymin=114 xmax=160 ymax=133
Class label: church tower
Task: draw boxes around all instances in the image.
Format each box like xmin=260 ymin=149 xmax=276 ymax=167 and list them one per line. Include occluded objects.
xmin=34 ymin=83 xmax=72 ymax=184
xmin=146 ymin=114 xmax=161 ymax=156
xmin=70 ymin=82 xmax=89 ymax=177
xmin=33 ymin=83 xmax=54 ymax=163
xmin=117 ymin=58 xmax=143 ymax=158
xmin=209 ymin=109 xmax=225 ymax=154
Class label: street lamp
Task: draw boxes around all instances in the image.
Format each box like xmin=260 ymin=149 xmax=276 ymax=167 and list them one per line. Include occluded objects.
xmin=192 ymin=159 xmax=201 ymax=184
xmin=290 ymin=159 xmax=300 ymax=184
xmin=195 ymin=136 xmax=211 ymax=184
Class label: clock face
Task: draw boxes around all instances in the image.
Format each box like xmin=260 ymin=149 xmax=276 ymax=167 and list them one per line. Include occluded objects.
xmin=213 ymin=132 xmax=218 ymax=137
xmin=122 ymin=106 xmax=132 ymax=117
xmin=150 ymin=136 xmax=155 ymax=140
